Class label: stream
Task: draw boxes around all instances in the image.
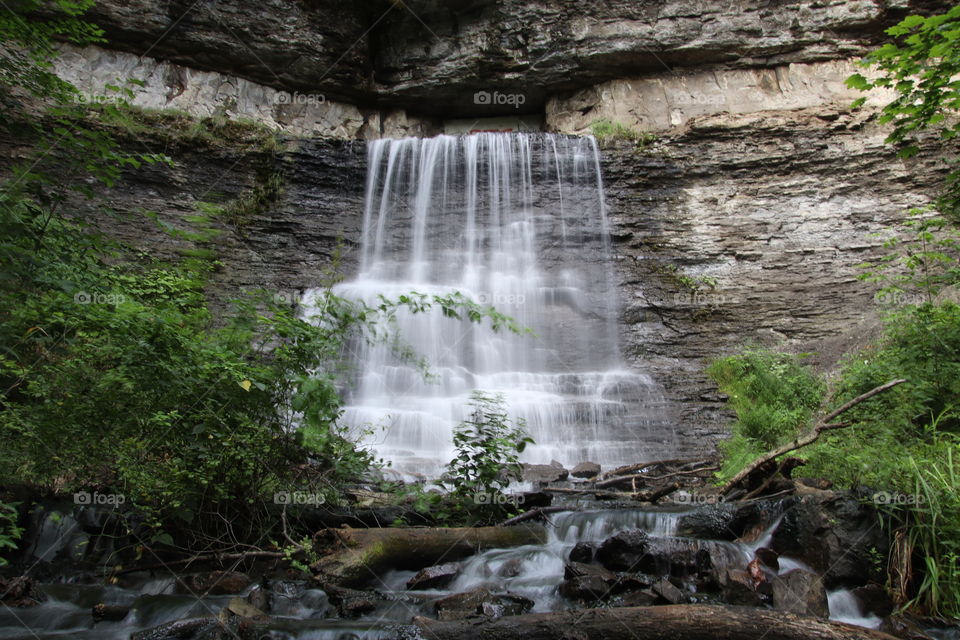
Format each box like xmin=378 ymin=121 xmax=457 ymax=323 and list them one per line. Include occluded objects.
xmin=0 ymin=507 xmax=884 ymax=639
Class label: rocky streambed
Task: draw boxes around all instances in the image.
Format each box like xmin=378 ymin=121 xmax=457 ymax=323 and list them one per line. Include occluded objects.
xmin=5 ymin=481 xmax=956 ymax=640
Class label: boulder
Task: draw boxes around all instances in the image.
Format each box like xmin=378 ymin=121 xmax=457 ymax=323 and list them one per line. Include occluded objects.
xmin=852 ymin=584 xmax=894 ymax=618
xmin=651 ymin=577 xmax=687 ymax=604
xmin=719 ymin=569 xmax=765 ymax=607
xmin=407 ymin=562 xmax=461 ymax=590
xmin=595 ymin=529 xmax=649 ymax=571
xmin=522 ymin=464 xmax=568 ymax=483
xmin=755 ymin=547 xmax=780 ymax=572
xmin=772 ymin=569 xmax=829 ymax=618
xmin=321 ymin=583 xmax=383 ymax=618
xmin=771 ymin=491 xmax=888 ymax=587
xmin=675 ymin=502 xmax=763 ymax=541
xmin=571 ymin=462 xmax=601 ymax=478
xmin=568 ymin=542 xmax=595 ymax=563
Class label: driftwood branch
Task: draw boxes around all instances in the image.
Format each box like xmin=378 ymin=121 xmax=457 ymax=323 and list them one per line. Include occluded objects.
xmin=720 ymin=378 xmax=907 ymax=496
xmin=595 ymin=466 xmax=718 ymax=489
xmin=499 ymin=506 xmax=569 ymax=527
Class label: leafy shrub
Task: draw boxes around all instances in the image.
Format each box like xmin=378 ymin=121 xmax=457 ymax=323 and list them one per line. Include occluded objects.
xmin=707 ymin=349 xmax=825 ymax=480
xmin=0 ymin=502 xmax=22 ymax=567
xmin=440 ymin=391 xmax=533 ymax=523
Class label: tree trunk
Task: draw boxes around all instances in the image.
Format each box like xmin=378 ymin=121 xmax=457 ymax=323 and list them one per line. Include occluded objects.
xmin=311 ymin=524 xmax=546 ymax=587
xmin=414 ymin=605 xmax=899 ymax=640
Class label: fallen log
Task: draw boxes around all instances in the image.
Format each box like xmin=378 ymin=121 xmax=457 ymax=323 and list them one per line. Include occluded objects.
xmin=602 ymin=458 xmax=711 ymax=479
xmin=720 ymin=379 xmax=907 ymax=496
xmin=595 ymin=466 xmax=718 ymax=489
xmin=311 ymin=524 xmax=546 ymax=587
xmin=413 ymin=604 xmax=900 ymax=640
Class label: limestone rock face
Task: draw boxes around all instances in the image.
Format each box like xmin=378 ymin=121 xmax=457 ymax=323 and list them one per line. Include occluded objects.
xmin=79 ymin=0 xmax=933 ymax=117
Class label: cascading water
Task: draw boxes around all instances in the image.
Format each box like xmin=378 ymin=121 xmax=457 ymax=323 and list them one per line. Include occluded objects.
xmin=312 ymin=133 xmax=671 ymax=475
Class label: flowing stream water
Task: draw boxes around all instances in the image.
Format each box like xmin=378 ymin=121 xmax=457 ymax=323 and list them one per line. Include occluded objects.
xmin=306 ymin=133 xmax=673 ymax=476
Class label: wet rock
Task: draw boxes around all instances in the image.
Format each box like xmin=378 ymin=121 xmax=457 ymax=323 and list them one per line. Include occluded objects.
xmin=595 ymin=529 xmax=649 ymax=571
xmin=522 ymin=464 xmax=568 ymax=483
xmin=771 ymin=491 xmax=888 ymax=587
xmin=852 ymin=584 xmax=894 ymax=618
xmin=755 ymin=547 xmax=780 ymax=572
xmin=0 ymin=576 xmax=45 ymax=607
xmin=772 ymin=569 xmax=829 ymax=618
xmin=478 ymin=594 xmax=534 ymax=619
xmin=676 ymin=502 xmax=763 ymax=541
xmin=571 ymin=462 xmax=601 ymax=479
xmin=226 ymin=597 xmax=268 ymax=621
xmin=178 ymin=571 xmax=252 ymax=596
xmin=568 ymin=542 xmax=594 ymax=563
xmin=559 ymin=575 xmax=613 ymax=602
xmin=434 ymin=587 xmax=533 ymax=621
xmin=719 ymin=569 xmax=764 ymax=607
xmin=519 ymin=491 xmax=552 ymax=509
xmin=321 ymin=583 xmax=383 ymax=618
xmin=497 ymin=558 xmax=524 ymax=578
xmin=564 ymin=562 xmax=617 ymax=582
xmin=245 ymin=584 xmax=270 ymax=613
xmin=407 ymin=562 xmax=461 ymax=590
xmin=92 ymin=603 xmax=130 ymax=621
xmin=131 ymin=617 xmax=219 ymax=640
xmin=651 ymin=577 xmax=687 ymax=605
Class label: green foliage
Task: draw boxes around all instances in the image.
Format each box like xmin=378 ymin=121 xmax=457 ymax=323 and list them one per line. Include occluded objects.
xmin=708 ymin=349 xmax=825 ymax=480
xmin=0 ymin=0 xmax=104 ymax=104
xmin=858 ymin=206 xmax=960 ymax=304
xmin=846 ymin=5 xmax=960 ymax=214
xmin=589 ymin=118 xmax=656 ymax=146
xmin=0 ymin=502 xmax=23 ymax=566
xmin=713 ymin=305 xmax=960 ymax=616
xmin=439 ymin=391 xmax=533 ymax=523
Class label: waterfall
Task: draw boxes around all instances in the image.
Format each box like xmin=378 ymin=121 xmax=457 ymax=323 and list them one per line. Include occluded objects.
xmin=313 ymin=132 xmax=670 ymax=475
